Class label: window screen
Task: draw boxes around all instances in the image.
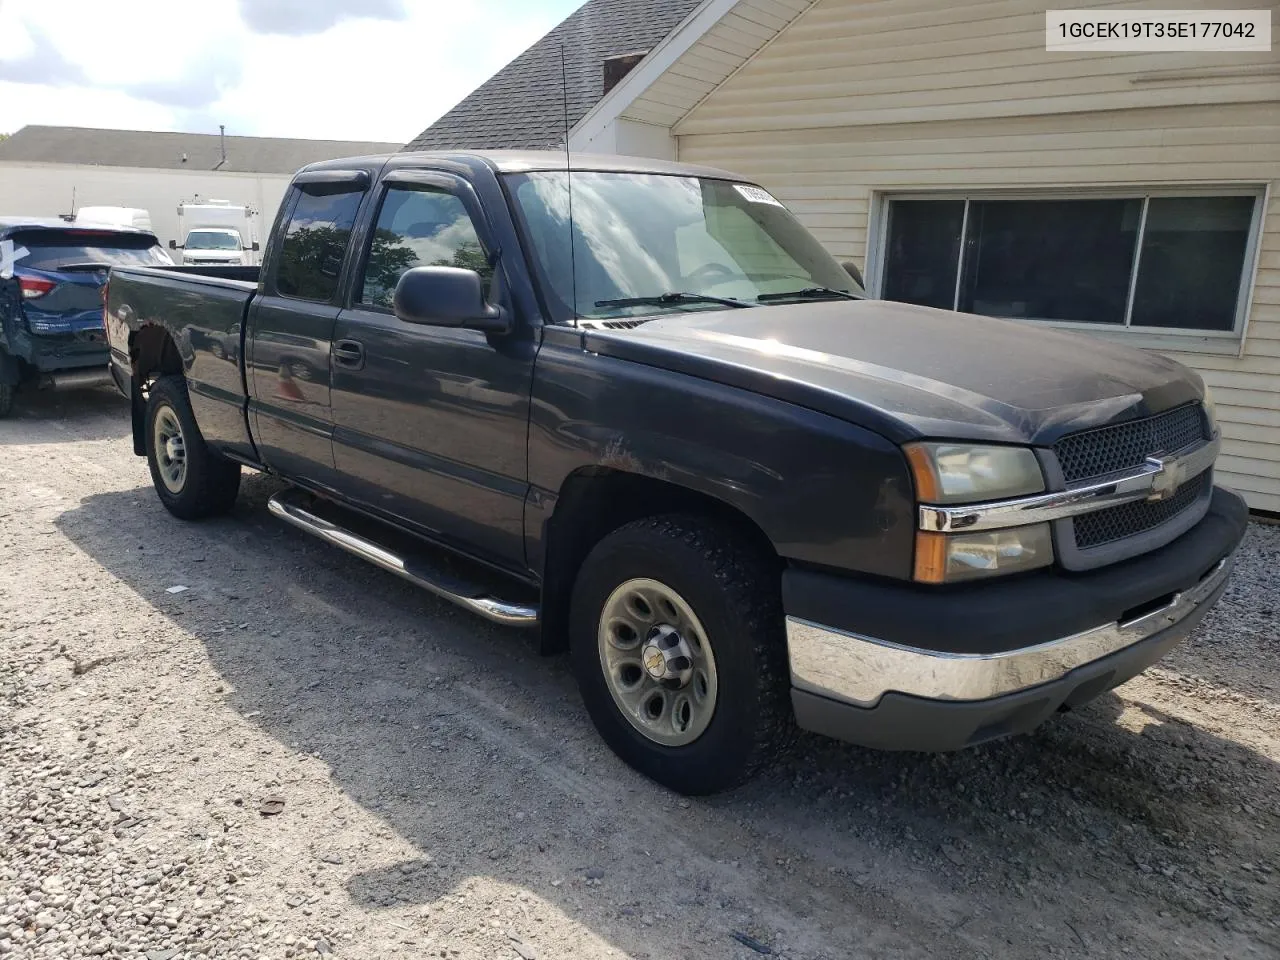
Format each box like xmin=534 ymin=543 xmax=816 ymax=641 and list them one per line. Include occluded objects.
xmin=881 ymin=200 xmax=964 ymax=310
xmin=1130 ymin=196 xmax=1255 ymax=331
xmin=359 ymin=186 xmax=491 ymax=309
xmin=881 ymin=193 xmax=1259 ymax=334
xmin=958 ymin=198 xmax=1140 ymax=324
xmin=276 ymin=187 xmax=364 ymax=302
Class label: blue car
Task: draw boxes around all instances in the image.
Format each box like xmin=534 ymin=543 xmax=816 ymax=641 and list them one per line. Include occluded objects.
xmin=0 ymin=218 xmax=172 ymax=417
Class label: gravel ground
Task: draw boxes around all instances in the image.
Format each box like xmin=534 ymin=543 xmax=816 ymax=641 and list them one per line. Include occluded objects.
xmin=1 ymin=387 xmax=1278 ymax=960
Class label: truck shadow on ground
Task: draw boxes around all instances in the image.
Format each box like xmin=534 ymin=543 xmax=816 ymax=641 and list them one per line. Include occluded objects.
xmin=55 ymin=473 xmax=1280 ymax=957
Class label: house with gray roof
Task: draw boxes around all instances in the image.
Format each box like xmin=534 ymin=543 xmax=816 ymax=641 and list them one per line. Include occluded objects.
xmin=405 ymin=0 xmax=701 ymax=152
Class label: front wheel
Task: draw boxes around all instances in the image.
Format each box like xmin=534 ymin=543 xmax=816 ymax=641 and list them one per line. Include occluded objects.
xmin=144 ymin=375 xmax=241 ymax=520
xmin=570 ymin=515 xmax=793 ymax=795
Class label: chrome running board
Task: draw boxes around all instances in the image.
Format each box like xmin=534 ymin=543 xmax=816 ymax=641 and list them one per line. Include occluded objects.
xmin=267 ymin=489 xmax=538 ymax=628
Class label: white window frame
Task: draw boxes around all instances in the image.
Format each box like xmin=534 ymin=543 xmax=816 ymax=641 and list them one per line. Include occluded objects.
xmin=865 ymin=184 xmax=1269 ymax=356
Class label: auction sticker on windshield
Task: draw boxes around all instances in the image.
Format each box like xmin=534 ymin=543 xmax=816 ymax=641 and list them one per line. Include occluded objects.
xmin=734 ymin=184 xmax=785 ymax=207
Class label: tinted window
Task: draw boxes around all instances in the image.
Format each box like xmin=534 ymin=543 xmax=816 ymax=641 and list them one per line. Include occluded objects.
xmin=881 ymin=200 xmax=964 ymax=310
xmin=11 ymin=229 xmax=170 ymax=269
xmin=881 ymin=193 xmax=1257 ymax=334
xmin=1130 ymin=196 xmax=1254 ymax=331
xmin=359 ymin=186 xmax=491 ymax=309
xmin=276 ymin=187 xmax=364 ymax=302
xmin=958 ymin=198 xmax=1140 ymax=324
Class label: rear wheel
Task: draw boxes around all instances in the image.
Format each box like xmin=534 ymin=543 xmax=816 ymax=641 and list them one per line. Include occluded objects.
xmin=144 ymin=375 xmax=240 ymax=519
xmin=0 ymin=383 xmax=12 ymax=419
xmin=570 ymin=514 xmax=793 ymax=795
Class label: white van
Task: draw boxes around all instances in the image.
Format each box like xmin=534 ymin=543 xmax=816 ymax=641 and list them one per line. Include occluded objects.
xmin=172 ymin=200 xmax=260 ymax=266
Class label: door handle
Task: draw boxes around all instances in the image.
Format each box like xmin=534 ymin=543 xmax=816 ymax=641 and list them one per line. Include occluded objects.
xmin=333 ymin=339 xmax=365 ymax=370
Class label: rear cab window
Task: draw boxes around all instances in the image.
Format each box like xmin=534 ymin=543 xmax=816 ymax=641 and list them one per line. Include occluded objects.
xmin=275 ymin=187 xmax=366 ymax=302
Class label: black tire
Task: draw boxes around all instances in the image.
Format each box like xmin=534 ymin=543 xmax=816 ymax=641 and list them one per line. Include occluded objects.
xmin=0 ymin=383 xmax=12 ymax=419
xmin=144 ymin=375 xmax=240 ymax=520
xmin=570 ymin=514 xmax=794 ymax=795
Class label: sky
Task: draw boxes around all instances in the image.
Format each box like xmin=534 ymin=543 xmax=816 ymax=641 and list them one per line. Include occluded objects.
xmin=0 ymin=0 xmax=585 ymax=144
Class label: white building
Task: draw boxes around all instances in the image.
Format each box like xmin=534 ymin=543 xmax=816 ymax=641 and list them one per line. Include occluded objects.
xmin=0 ymin=126 xmax=399 ymax=251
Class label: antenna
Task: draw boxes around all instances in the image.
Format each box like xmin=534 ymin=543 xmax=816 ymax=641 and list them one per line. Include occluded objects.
xmin=560 ymin=44 xmax=578 ymax=322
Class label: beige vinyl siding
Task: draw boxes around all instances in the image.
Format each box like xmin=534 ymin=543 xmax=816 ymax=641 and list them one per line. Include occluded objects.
xmin=679 ymin=100 xmax=1280 ymax=511
xmin=621 ymin=0 xmax=817 ymax=128
xmin=677 ymin=0 xmax=1280 ymax=135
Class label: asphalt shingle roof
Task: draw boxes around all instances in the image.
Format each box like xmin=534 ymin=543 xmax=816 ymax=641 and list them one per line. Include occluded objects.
xmin=404 ymin=0 xmax=701 ymax=152
xmin=0 ymin=126 xmax=401 ymax=175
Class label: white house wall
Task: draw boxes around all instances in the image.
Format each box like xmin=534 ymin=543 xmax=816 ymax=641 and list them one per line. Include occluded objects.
xmin=677 ymin=0 xmax=1280 ymax=511
xmin=675 ymin=0 xmax=1280 ymax=135
xmin=0 ymin=162 xmax=293 ymax=250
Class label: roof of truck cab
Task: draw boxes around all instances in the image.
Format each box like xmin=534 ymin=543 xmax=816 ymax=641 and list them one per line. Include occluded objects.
xmin=300 ymin=150 xmax=742 ymax=181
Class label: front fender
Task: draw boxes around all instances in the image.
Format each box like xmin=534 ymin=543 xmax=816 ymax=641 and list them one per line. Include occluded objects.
xmin=527 ymin=329 xmax=916 ymax=581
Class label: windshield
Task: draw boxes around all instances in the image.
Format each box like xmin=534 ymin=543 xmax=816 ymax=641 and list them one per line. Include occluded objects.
xmin=185 ymin=229 xmax=242 ymax=250
xmin=11 ymin=229 xmax=171 ymax=269
xmin=506 ymin=171 xmax=861 ymax=322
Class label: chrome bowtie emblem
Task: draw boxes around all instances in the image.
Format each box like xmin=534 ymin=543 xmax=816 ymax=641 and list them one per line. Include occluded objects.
xmin=1146 ymin=455 xmax=1186 ymax=501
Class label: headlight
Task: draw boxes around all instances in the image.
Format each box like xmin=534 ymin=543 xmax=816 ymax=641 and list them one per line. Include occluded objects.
xmin=904 ymin=443 xmax=1045 ymax=504
xmin=914 ymin=524 xmax=1053 ymax=584
xmin=1201 ymin=386 xmax=1218 ymax=433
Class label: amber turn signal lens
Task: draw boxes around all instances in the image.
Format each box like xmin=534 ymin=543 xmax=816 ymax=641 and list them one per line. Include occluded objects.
xmin=904 ymin=444 xmax=941 ymax=503
xmin=913 ymin=531 xmax=948 ymax=584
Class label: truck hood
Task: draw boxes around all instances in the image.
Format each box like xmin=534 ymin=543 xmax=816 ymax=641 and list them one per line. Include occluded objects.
xmin=583 ymin=299 xmax=1205 ymax=446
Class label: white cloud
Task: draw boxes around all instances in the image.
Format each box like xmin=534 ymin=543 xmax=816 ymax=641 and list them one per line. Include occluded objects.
xmin=0 ymin=0 xmax=583 ymax=143
xmin=237 ymin=0 xmax=407 ymax=36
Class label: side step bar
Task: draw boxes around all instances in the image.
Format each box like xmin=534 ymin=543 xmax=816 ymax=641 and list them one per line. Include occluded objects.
xmin=267 ymin=490 xmax=539 ymax=628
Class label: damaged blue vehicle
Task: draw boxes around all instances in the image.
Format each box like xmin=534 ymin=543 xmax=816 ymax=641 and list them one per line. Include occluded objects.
xmin=0 ymin=218 xmax=171 ymax=417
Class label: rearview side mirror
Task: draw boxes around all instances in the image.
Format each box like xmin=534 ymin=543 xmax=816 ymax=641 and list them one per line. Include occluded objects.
xmin=168 ymin=240 xmax=177 ymax=250
xmin=842 ymin=260 xmax=865 ymax=289
xmin=251 ymin=241 xmax=260 ymax=252
xmin=393 ymin=266 xmax=509 ymax=334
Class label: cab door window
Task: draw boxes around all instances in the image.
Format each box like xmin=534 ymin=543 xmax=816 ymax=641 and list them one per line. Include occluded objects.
xmin=358 ymin=185 xmax=492 ymax=309
xmin=276 ymin=186 xmax=365 ymax=302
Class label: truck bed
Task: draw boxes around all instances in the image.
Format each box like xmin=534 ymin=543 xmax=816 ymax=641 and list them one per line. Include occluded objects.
xmin=130 ymin=264 xmax=261 ymax=285
xmin=105 ymin=264 xmax=260 ymax=460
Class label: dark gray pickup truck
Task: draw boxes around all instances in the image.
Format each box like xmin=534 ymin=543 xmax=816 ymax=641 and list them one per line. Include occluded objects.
xmin=105 ymin=151 xmax=1247 ymax=794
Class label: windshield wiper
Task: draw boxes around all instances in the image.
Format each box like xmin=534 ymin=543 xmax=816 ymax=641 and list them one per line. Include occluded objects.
xmin=594 ymin=291 xmax=751 ymax=310
xmin=756 ymin=285 xmax=858 ymax=302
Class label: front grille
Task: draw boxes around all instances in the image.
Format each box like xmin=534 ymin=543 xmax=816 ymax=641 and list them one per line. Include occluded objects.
xmin=1054 ymin=404 xmax=1207 ymax=484
xmin=1072 ymin=470 xmax=1211 ymax=549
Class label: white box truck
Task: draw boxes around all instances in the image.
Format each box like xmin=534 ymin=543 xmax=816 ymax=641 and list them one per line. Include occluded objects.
xmin=171 ymin=200 xmax=260 ymax=266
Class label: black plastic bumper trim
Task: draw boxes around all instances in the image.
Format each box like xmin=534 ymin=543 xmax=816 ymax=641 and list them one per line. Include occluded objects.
xmin=791 ymin=573 xmax=1223 ymax=752
xmin=783 ymin=486 xmax=1247 ymax=656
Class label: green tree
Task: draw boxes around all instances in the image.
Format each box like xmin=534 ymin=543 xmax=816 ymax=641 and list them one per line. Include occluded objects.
xmin=434 ymin=240 xmax=491 ymax=279
xmin=363 ymin=228 xmax=421 ymax=305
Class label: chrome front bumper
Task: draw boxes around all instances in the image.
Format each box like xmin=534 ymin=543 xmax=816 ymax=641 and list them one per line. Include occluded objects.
xmin=786 ymin=553 xmax=1233 ymax=708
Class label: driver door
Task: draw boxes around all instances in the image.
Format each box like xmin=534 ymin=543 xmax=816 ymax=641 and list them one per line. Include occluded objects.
xmin=328 ymin=171 xmax=536 ymax=572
